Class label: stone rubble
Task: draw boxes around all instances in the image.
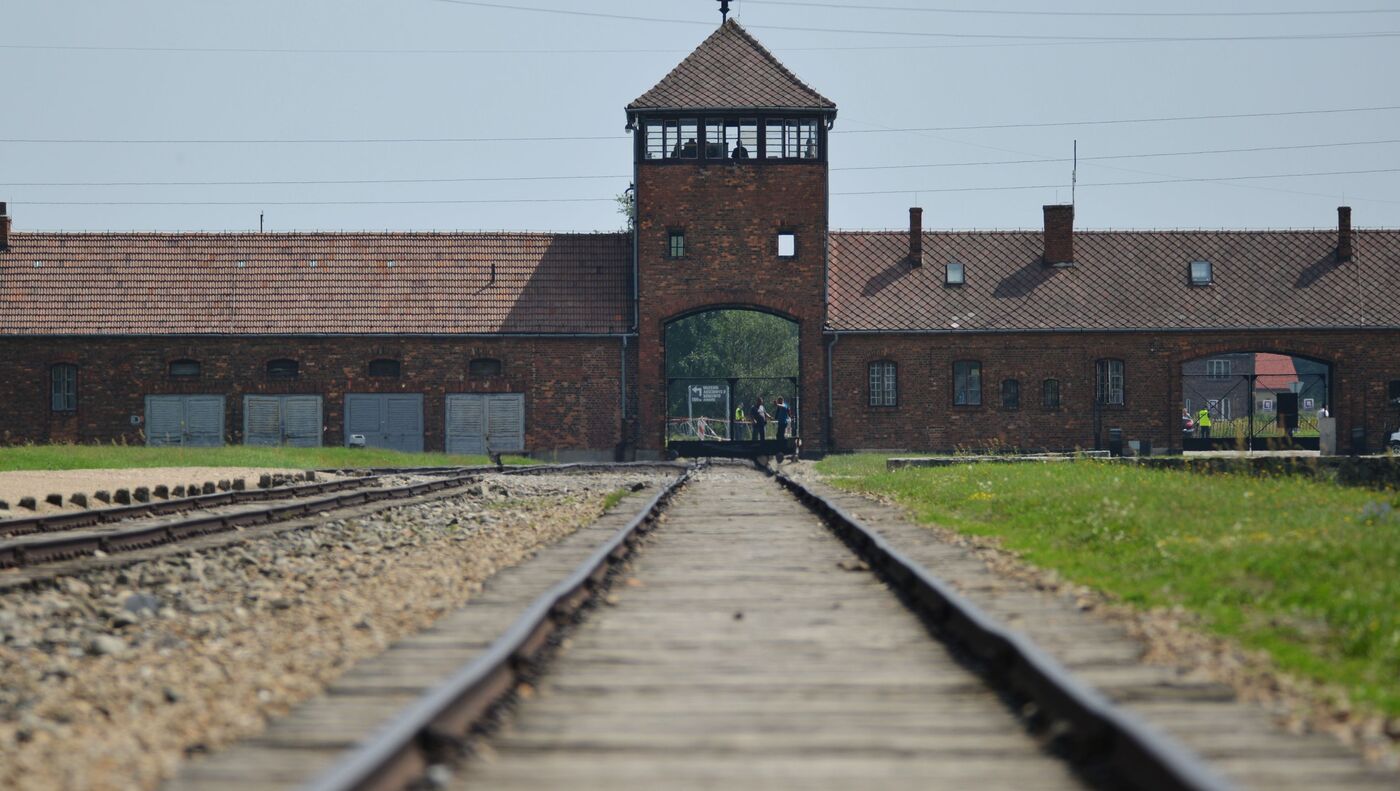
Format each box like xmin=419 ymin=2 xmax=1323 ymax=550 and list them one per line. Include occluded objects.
xmin=0 ymin=470 xmax=671 ymax=791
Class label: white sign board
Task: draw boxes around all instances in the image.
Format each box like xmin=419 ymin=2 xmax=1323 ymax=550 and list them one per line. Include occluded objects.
xmin=1303 ymin=398 xmax=1315 ymax=410
xmin=688 ymin=385 xmax=727 ymax=403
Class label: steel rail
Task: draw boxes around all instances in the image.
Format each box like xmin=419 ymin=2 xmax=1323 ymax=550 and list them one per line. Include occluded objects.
xmin=300 ymin=466 xmax=693 ymax=791
xmin=774 ymin=471 xmax=1239 ymax=791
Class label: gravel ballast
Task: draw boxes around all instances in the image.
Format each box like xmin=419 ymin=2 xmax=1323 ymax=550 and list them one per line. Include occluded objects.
xmin=0 ymin=470 xmax=672 ymax=791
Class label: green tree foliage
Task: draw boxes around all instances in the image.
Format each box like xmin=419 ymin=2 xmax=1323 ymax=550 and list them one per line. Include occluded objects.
xmin=665 ymin=310 xmax=800 ymax=422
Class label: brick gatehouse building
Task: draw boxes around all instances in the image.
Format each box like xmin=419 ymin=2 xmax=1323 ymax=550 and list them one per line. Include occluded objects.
xmin=3 ymin=21 xmax=1399 ymax=458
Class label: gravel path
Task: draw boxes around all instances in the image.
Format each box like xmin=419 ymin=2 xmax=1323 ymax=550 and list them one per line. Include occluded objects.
xmin=0 ymin=470 xmax=672 ymax=791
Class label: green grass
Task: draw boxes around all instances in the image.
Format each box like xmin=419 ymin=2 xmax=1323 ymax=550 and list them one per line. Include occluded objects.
xmin=817 ymin=454 xmax=1400 ymax=716
xmin=601 ymin=487 xmax=631 ymax=512
xmin=0 ymin=445 xmax=537 ymax=472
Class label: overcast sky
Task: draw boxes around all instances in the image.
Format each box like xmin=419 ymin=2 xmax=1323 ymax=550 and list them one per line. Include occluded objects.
xmin=3 ymin=0 xmax=1397 ymax=233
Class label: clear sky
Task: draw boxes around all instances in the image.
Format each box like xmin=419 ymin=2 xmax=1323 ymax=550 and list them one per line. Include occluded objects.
xmin=3 ymin=0 xmax=1397 ymax=233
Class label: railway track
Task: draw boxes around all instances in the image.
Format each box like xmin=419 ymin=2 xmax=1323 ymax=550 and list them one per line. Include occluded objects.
xmin=155 ymin=464 xmax=1395 ymax=791
xmin=0 ymin=463 xmax=675 ymax=573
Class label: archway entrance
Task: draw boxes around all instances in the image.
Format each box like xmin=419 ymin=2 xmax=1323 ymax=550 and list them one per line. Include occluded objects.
xmin=663 ymin=308 xmax=800 ymax=457
xmin=1180 ymin=352 xmax=1332 ymax=451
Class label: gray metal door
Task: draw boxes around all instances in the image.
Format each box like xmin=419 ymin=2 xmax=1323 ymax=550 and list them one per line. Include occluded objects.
xmin=345 ymin=394 xmax=424 ymax=452
xmin=243 ymin=395 xmax=323 ymax=447
xmin=145 ymin=395 xmax=225 ymax=447
xmin=445 ymin=393 xmax=523 ymax=455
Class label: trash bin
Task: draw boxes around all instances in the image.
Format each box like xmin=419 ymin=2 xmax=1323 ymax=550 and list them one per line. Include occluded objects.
xmin=1350 ymin=427 xmax=1367 ymax=456
xmin=1108 ymin=428 xmax=1123 ymax=457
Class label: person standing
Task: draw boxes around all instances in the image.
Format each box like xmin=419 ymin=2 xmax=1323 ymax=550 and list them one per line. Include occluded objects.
xmin=752 ymin=397 xmax=768 ymax=441
xmin=1197 ymin=407 xmax=1212 ymax=439
xmin=774 ymin=397 xmax=791 ymax=441
xmin=733 ymin=403 xmax=746 ymax=441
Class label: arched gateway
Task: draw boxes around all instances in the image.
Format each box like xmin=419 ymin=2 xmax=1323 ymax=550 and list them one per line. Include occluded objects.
xmin=626 ymin=21 xmax=837 ymax=458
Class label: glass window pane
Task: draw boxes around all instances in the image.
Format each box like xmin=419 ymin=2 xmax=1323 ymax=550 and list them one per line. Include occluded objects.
xmin=704 ymin=119 xmax=726 ymax=159
xmin=764 ymin=119 xmax=785 ymax=159
xmin=646 ymin=121 xmax=668 ymax=160
xmin=677 ymin=119 xmax=699 ymax=159
xmin=736 ymin=119 xmax=757 ymax=159
xmin=777 ymin=233 xmax=796 ymax=258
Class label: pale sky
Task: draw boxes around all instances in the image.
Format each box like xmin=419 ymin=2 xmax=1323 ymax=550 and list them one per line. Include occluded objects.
xmin=3 ymin=0 xmax=1397 ymax=233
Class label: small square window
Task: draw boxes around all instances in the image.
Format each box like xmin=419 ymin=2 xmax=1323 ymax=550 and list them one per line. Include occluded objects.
xmin=777 ymin=232 xmax=796 ymax=258
xmin=169 ymin=359 xmax=201 ymax=378
xmin=668 ymin=230 xmax=686 ymax=259
xmin=469 ymin=358 xmax=503 ymax=378
xmin=945 ymin=261 xmax=965 ymax=286
xmin=1190 ymin=260 xmax=1213 ymax=285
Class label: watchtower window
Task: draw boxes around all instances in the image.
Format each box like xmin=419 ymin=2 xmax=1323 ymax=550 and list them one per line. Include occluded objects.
xmin=704 ymin=118 xmax=757 ymax=160
xmin=764 ymin=118 xmax=819 ymax=160
xmin=646 ymin=119 xmax=699 ymax=160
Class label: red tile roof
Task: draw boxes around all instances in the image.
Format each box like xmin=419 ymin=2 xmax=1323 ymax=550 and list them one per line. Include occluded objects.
xmin=627 ymin=20 xmax=835 ymax=115
xmin=1253 ymin=353 xmax=1299 ymax=389
xmin=828 ymin=229 xmax=1400 ymax=332
xmin=0 ymin=232 xmax=631 ymax=336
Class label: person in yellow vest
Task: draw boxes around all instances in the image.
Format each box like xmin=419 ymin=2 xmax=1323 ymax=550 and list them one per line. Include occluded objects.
xmin=1197 ymin=407 xmax=1212 ymax=439
xmin=733 ymin=403 xmax=746 ymax=441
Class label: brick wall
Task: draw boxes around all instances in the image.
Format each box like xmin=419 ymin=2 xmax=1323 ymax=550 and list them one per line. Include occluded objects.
xmin=635 ymin=160 xmax=830 ymax=453
xmin=831 ymin=329 xmax=1400 ymax=453
xmin=0 ymin=336 xmax=628 ymax=456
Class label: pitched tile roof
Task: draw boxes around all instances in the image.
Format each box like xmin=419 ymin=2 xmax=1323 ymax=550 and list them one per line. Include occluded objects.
xmin=0 ymin=232 xmax=631 ymax=336
xmin=627 ymin=20 xmax=835 ymax=114
xmin=1253 ymin=353 xmax=1299 ymax=389
xmin=828 ymin=229 xmax=1400 ymax=332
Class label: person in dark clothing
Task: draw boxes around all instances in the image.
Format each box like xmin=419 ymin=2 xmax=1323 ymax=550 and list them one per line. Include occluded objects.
xmin=751 ymin=397 xmax=768 ymax=441
xmin=732 ymin=141 xmax=749 ymax=159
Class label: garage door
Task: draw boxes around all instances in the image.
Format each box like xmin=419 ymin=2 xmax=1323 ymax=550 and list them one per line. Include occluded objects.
xmin=146 ymin=395 xmax=225 ymax=447
xmin=446 ymin=394 xmax=524 ymax=455
xmin=244 ymin=395 xmax=323 ymax=447
xmin=345 ymin=394 xmax=424 ymax=453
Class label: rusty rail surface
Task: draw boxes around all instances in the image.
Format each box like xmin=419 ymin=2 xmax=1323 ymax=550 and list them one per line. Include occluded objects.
xmin=300 ymin=466 xmax=693 ymax=791
xmin=774 ymin=471 xmax=1237 ymax=791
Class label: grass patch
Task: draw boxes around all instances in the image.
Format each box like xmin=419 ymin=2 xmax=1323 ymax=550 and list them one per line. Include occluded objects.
xmin=601 ymin=488 xmax=631 ymax=513
xmin=0 ymin=445 xmax=537 ymax=472
xmin=817 ymin=454 xmax=1400 ymax=716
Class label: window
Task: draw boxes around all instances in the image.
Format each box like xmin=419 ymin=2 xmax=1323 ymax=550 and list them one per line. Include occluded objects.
xmin=703 ymin=119 xmax=758 ymax=159
xmin=764 ymin=118 xmax=819 ymax=159
xmin=945 ymin=261 xmax=965 ymax=286
xmin=1096 ymin=359 xmax=1125 ymax=405
xmin=1388 ymin=379 xmax=1400 ymax=406
xmin=777 ymin=232 xmax=796 ymax=258
xmin=266 ymin=359 xmax=299 ymax=381
xmin=168 ymin=359 xmax=201 ymax=378
xmin=1190 ymin=260 xmax=1213 ymax=285
xmin=868 ymin=361 xmax=897 ymax=406
xmin=668 ymin=230 xmax=686 ymax=259
xmin=1208 ymin=398 xmax=1231 ymax=420
xmin=1001 ymin=379 xmax=1020 ymax=409
xmin=50 ymin=364 xmax=77 ymax=412
xmin=953 ymin=361 xmax=982 ymax=406
xmin=469 ymin=358 xmax=503 ymax=378
xmin=1042 ymin=379 xmax=1061 ymax=409
xmin=1207 ymin=359 xmax=1231 ymax=379
xmin=368 ymin=359 xmax=401 ymax=378
xmin=645 ymin=118 xmax=698 ymax=160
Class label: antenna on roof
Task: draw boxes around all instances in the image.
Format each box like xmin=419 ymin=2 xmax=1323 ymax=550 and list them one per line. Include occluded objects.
xmin=1071 ymin=139 xmax=1078 ymax=208
xmin=259 ymin=212 xmax=264 ymax=233
xmin=718 ymin=0 xmax=731 ymax=22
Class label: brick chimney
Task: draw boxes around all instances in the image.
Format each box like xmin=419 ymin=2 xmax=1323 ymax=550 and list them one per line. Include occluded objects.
xmin=0 ymin=202 xmax=10 ymax=252
xmin=1336 ymin=205 xmax=1353 ymax=263
xmin=1043 ymin=204 xmax=1074 ymax=266
xmin=908 ymin=207 xmax=923 ymax=267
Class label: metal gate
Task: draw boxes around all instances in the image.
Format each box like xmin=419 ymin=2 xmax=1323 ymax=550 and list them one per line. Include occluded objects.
xmin=145 ymin=395 xmax=225 ymax=447
xmin=243 ymin=395 xmax=323 ymax=447
xmin=1182 ymin=370 xmax=1329 ymax=451
xmin=345 ymin=394 xmax=424 ymax=452
xmin=445 ymin=394 xmax=524 ymax=455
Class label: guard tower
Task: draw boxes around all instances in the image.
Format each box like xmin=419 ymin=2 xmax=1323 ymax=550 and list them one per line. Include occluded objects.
xmin=626 ymin=19 xmax=838 ymax=456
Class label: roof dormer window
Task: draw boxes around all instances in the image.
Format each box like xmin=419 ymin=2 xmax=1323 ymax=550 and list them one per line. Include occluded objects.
xmin=1189 ymin=260 xmax=1213 ymax=286
xmin=945 ymin=261 xmax=965 ymax=286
